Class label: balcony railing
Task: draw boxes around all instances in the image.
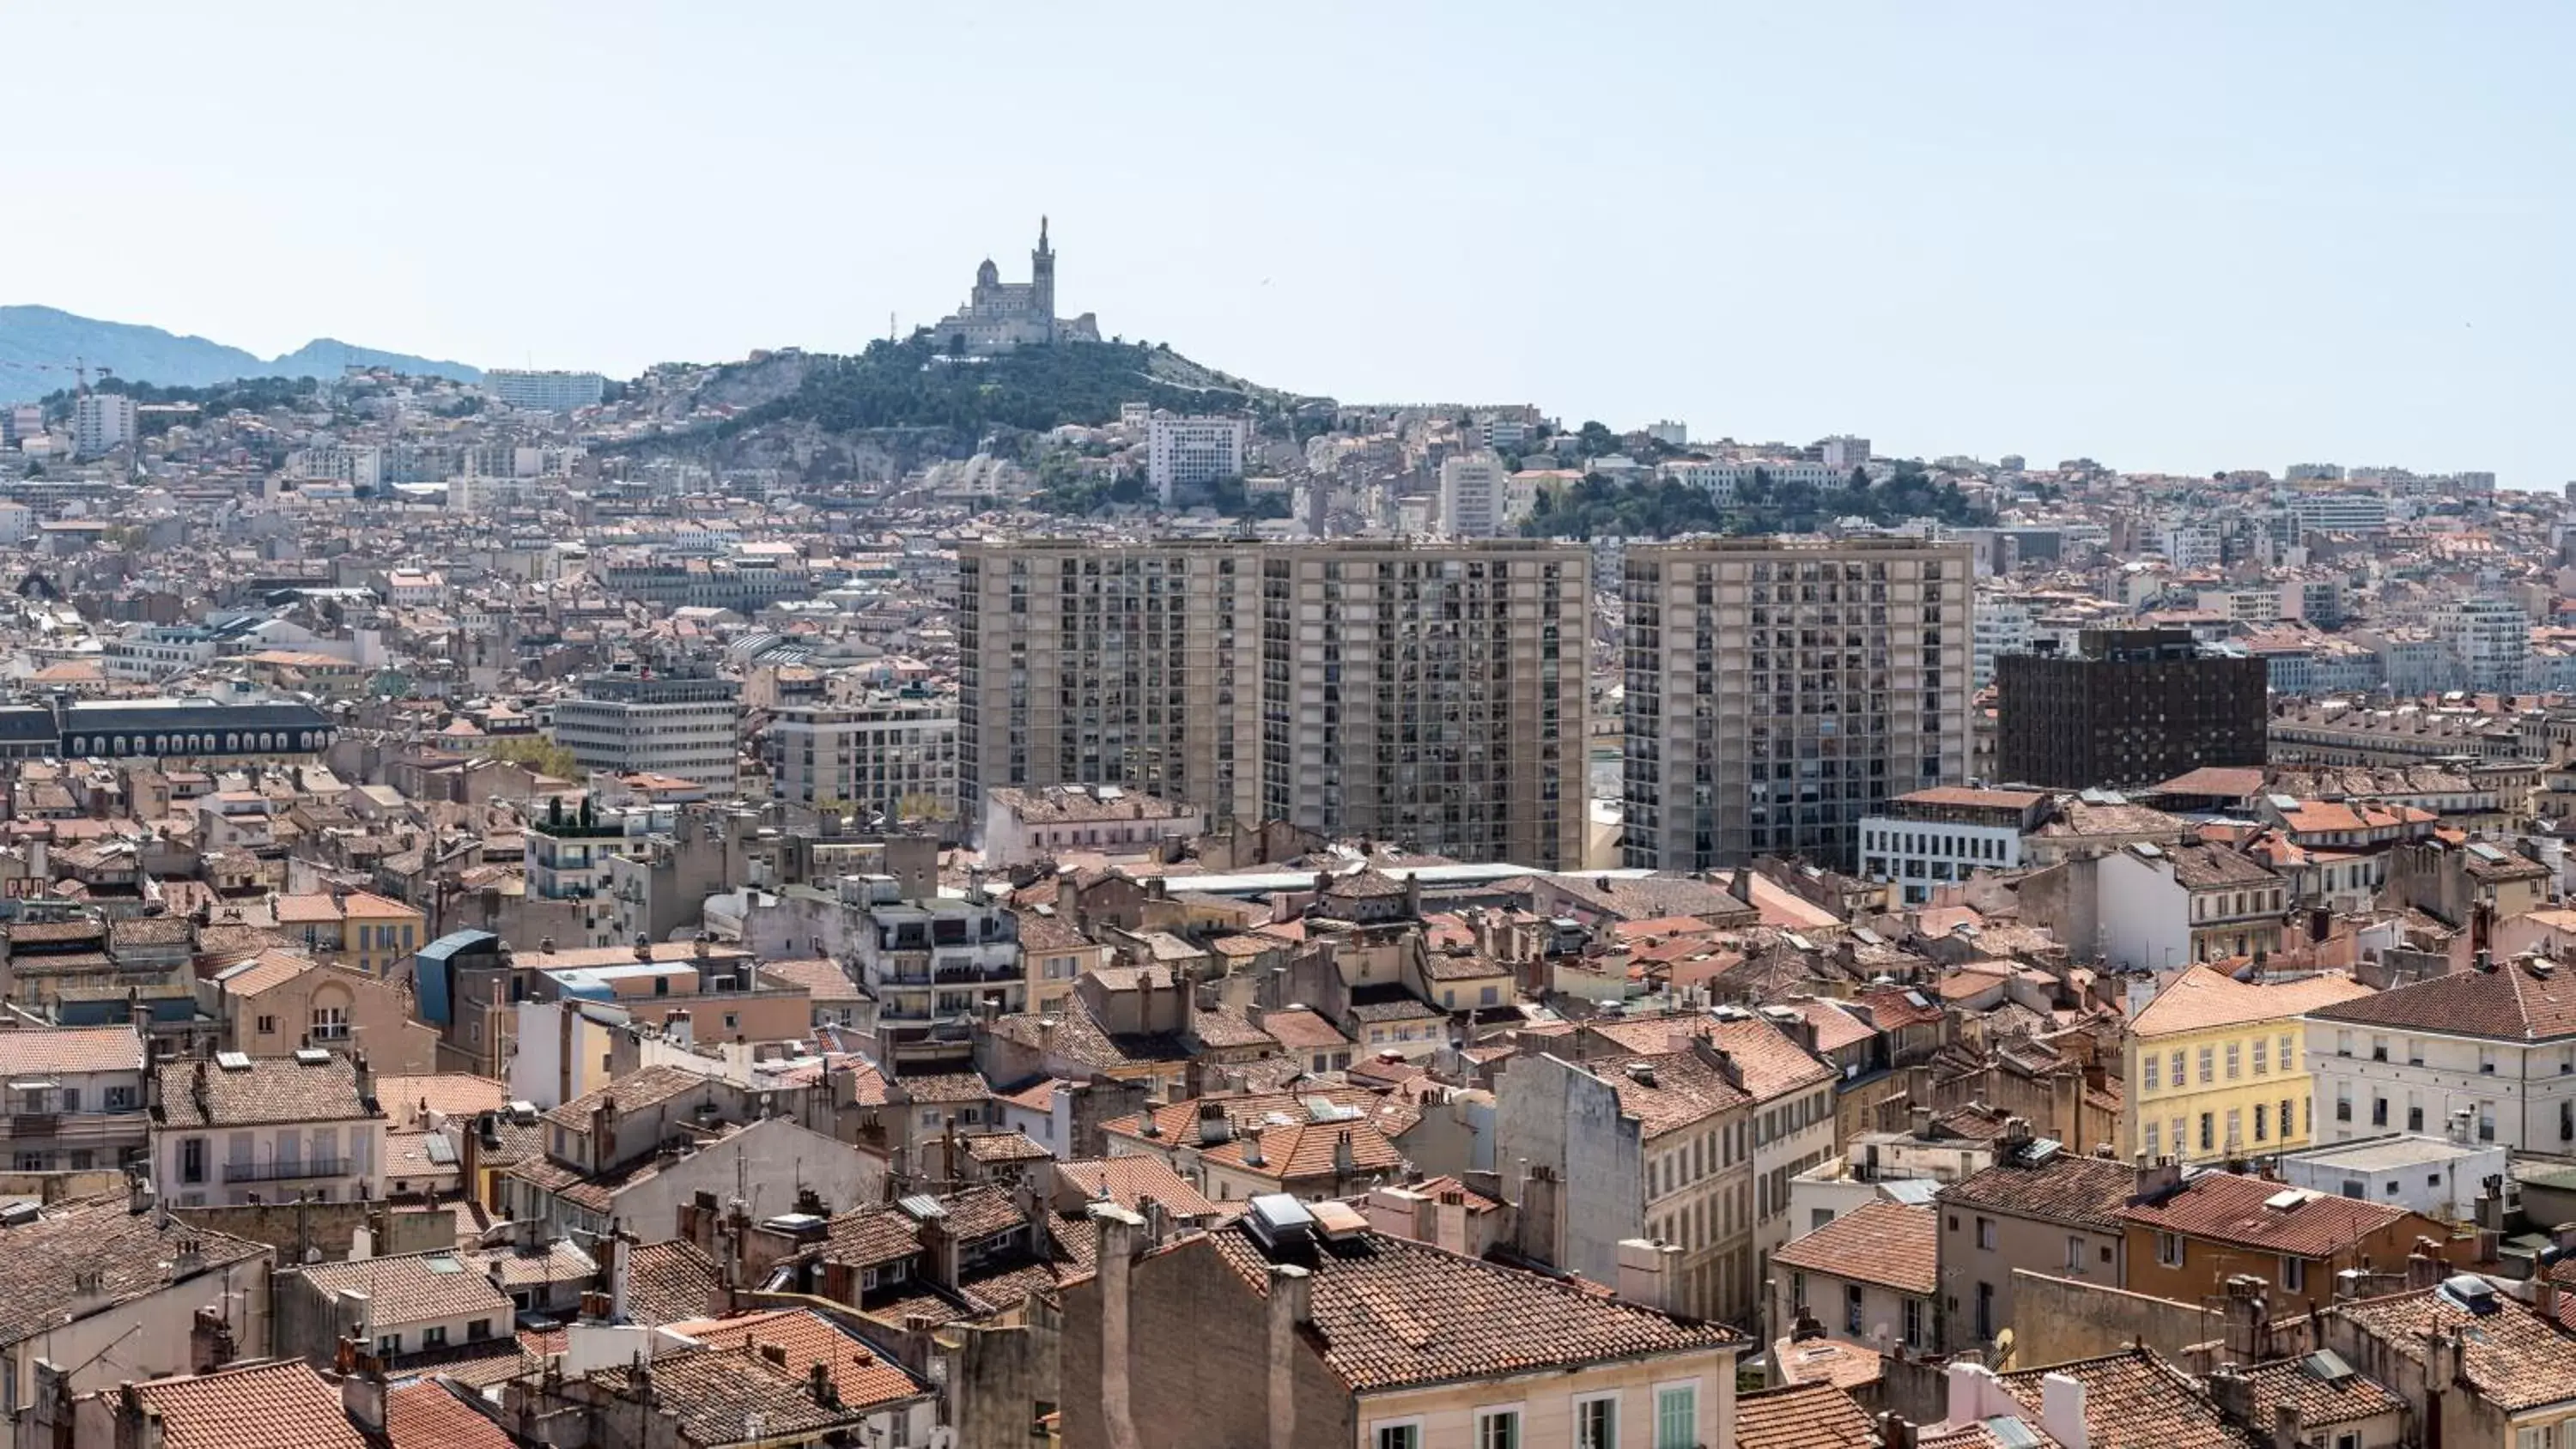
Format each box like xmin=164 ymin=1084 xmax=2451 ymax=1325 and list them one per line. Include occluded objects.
xmin=224 ymin=1155 xmax=350 ymax=1184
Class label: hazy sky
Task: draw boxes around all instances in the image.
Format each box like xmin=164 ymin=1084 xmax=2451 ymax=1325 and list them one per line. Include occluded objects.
xmin=13 ymin=3 xmax=2573 ymax=485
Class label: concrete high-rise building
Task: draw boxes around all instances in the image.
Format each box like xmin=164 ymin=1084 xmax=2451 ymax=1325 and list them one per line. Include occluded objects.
xmin=764 ymin=688 xmax=959 ymax=825
xmin=485 ymin=369 xmax=607 ymax=413
xmin=1620 ymin=537 xmax=1972 ymax=870
xmin=1145 ymin=415 xmax=1251 ymax=506
xmin=957 ymin=538 xmax=1589 ymax=869
xmin=1819 ymin=434 xmax=1872 ymax=470
xmin=551 ymin=671 xmax=741 ymax=791
xmin=2437 ymin=595 xmax=2531 ymax=694
xmin=1437 ymin=452 xmax=1509 ymax=537
xmin=72 ymin=393 xmax=136 ymax=458
xmin=1995 ymin=628 xmax=2269 ymax=790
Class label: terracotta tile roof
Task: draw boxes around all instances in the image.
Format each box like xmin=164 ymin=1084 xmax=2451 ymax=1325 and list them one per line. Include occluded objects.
xmin=1771 ymin=1201 xmax=1937 ymax=1295
xmin=1189 ymin=1005 xmax=1279 ymax=1050
xmin=0 ymin=1195 xmax=268 ymax=1349
xmin=2336 ymin=1286 xmax=2576 ymax=1411
xmin=1056 ymin=1156 xmax=1225 ymax=1220
xmin=152 ymin=1052 xmax=378 ymax=1130
xmin=384 ymin=1379 xmax=514 ymax=1449
xmin=463 ymin=1239 xmax=595 ymax=1288
xmin=1199 ymin=1117 xmax=1406 ymax=1185
xmin=295 ymin=1249 xmax=515 ymax=1329
xmin=959 ymin=1129 xmax=1053 ymax=1164
xmin=2150 ymin=767 xmax=2268 ymax=799
xmin=2235 ymin=1355 xmax=2407 ymax=1428
xmin=210 ymin=949 xmax=325 ymax=999
xmin=1103 ymin=1086 xmax=1385 ymax=1150
xmin=1204 ymin=1222 xmax=1741 ymax=1393
xmin=0 ymin=1023 xmax=143 ymax=1075
xmin=376 ymin=1072 xmax=508 ymax=1127
xmin=889 ymin=1071 xmax=993 ymax=1105
xmin=1739 ymin=1381 xmax=1878 ymax=1449
xmin=1996 ymin=1347 xmax=2245 ymax=1449
xmin=538 ymin=1063 xmax=711 ymax=1130
xmin=659 ymin=1308 xmax=927 ymax=1413
xmin=619 ymin=1238 xmax=721 ymax=1324
xmin=1583 ymin=1049 xmax=1752 ymax=1139
xmin=2129 ymin=965 xmax=2374 ymax=1037
xmin=131 ymin=1361 xmax=369 ymax=1449
xmin=2309 ymin=957 xmax=2576 ymax=1042
xmin=1769 ymin=1336 xmax=1887 ymax=1391
xmin=752 ymin=955 xmax=862 ymax=1002
xmin=1939 ymin=1151 xmax=2140 ymax=1234
xmin=2121 ymin=1171 xmax=2415 ymax=1257
xmin=582 ymin=1344 xmax=867 ymax=1443
xmin=1257 ymin=1008 xmax=1352 ymax=1051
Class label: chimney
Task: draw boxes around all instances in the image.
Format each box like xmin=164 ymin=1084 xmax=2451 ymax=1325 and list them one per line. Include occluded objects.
xmin=2406 ymin=1241 xmax=2447 ymax=1290
xmin=603 ymin=1220 xmax=634 ymax=1321
xmin=351 ymin=1050 xmax=373 ymax=1110
xmin=1433 ymin=1188 xmax=1469 ymax=1256
xmin=1877 ymin=1414 xmax=1920 ymax=1449
xmin=340 ymin=1355 xmax=388 ymax=1434
xmin=1615 ymin=1238 xmax=1680 ymax=1313
xmin=2038 ymin=1372 xmax=2089 ymax=1449
xmin=2272 ymin=1404 xmax=2304 ymax=1449
xmin=1091 ymin=1203 xmax=1145 ymax=1449
xmin=2207 ymin=1365 xmax=2256 ymax=1427
xmin=1267 ymin=1263 xmax=1311 ymax=1449
xmin=806 ymin=1360 xmax=836 ymax=1408
xmin=2221 ymin=1275 xmax=2270 ymax=1362
xmin=2134 ymin=1155 xmax=2184 ymax=1202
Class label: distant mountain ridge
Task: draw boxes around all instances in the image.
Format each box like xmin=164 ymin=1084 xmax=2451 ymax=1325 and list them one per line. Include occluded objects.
xmin=0 ymin=305 xmax=482 ymax=402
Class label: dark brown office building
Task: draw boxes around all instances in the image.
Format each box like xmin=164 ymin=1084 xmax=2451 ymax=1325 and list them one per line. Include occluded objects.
xmin=1996 ymin=628 xmax=2269 ymax=788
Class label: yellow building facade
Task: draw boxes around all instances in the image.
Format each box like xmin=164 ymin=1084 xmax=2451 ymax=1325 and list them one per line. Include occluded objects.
xmin=2123 ymin=964 xmax=2375 ymax=1166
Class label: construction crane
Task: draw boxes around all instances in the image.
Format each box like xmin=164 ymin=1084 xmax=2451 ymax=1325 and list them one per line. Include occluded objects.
xmin=0 ymin=355 xmax=98 ymax=394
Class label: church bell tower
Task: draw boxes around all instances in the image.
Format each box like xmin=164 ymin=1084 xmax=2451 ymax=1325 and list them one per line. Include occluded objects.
xmin=1031 ymin=215 xmax=1056 ymax=343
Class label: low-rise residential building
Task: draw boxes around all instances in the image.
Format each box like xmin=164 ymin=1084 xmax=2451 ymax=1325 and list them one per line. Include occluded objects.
xmin=2306 ymin=954 xmax=2576 ymax=1152
xmin=149 ymin=1049 xmax=387 ymax=1208
xmin=1933 ymin=1121 xmax=2139 ymax=1352
xmin=0 ymin=1023 xmax=150 ymax=1173
xmin=1059 ymin=1198 xmax=1746 ymax=1449
xmin=2120 ymin=1164 xmax=2469 ymax=1318
xmin=2098 ymin=839 xmax=2289 ymax=973
xmin=1857 ymin=787 xmax=2048 ymax=905
xmin=1771 ymin=1198 xmax=1937 ymax=1355
xmin=0 ymin=1191 xmax=272 ymax=1415
xmin=2273 ymin=1132 xmax=2506 ymax=1223
xmin=2123 ymin=963 xmax=2376 ymax=1165
xmin=979 ymin=783 xmax=1204 ymax=867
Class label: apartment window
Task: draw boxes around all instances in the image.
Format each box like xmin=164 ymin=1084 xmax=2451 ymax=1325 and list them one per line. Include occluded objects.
xmin=1977 ymin=1216 xmax=1996 ymax=1250
xmin=2157 ymin=1232 xmax=2184 ymax=1268
xmin=376 ymin=1333 xmax=402 ymax=1357
xmin=2414 ymin=1040 xmax=2430 ymax=1068
xmin=2515 ymin=1428 xmax=2552 ymax=1449
xmin=1374 ymin=1423 xmax=1424 ymax=1449
xmin=2253 ymin=1103 xmax=2269 ymax=1142
xmin=1655 ymin=1382 xmax=1698 ymax=1449
xmin=2336 ymin=1435 xmax=2360 ymax=1449
xmin=2281 ymin=1257 xmax=2306 ymax=1292
xmin=1575 ymin=1394 xmax=1619 ymax=1449
xmin=312 ymin=1006 xmax=349 ymax=1042
xmin=2335 ymin=1085 xmax=2352 ymax=1122
xmin=2336 ymin=1030 xmax=2354 ymax=1058
xmin=180 ymin=1137 xmax=205 ymax=1185
xmin=2370 ymin=1035 xmax=2390 ymax=1062
xmin=467 ymin=1319 xmax=493 ymax=1342
xmin=2066 ymin=1236 xmax=2086 ymax=1273
xmin=2198 ymin=1047 xmax=2215 ymax=1084
xmin=1476 ymin=1409 xmax=1522 ymax=1449
xmin=2252 ymin=1037 xmax=2269 ymax=1076
xmin=2143 ymin=1055 xmax=2160 ymax=1093
xmin=2171 ymin=1051 xmax=2186 ymax=1088
xmin=2225 ymin=1042 xmax=2241 ymax=1080
xmin=2478 ymin=1105 xmax=2496 ymax=1143
xmin=2227 ymin=1109 xmax=2242 ymax=1150
xmin=2199 ymin=1113 xmax=2215 ymax=1152
xmin=2144 ymin=1122 xmax=2161 ymax=1159
xmin=1845 ymin=1282 xmax=1865 ymax=1334
xmin=254 ymin=1014 xmax=276 ymax=1036
xmin=421 ymin=1325 xmax=448 ymax=1349
xmin=2479 ymin=1047 xmax=2498 ymax=1076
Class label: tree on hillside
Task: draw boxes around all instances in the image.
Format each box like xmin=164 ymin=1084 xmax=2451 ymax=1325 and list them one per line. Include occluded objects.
xmin=488 ymin=736 xmax=580 ymax=779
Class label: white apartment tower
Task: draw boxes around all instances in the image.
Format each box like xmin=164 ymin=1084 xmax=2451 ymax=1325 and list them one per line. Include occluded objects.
xmin=2438 ymin=595 xmax=2530 ymax=694
xmin=486 ymin=369 xmax=607 ymax=413
xmin=1437 ymin=452 xmax=1510 ymax=537
xmin=550 ymin=672 xmax=742 ymax=791
xmin=1622 ymin=537 xmax=1973 ymax=870
xmin=765 ymin=690 xmax=960 ymax=824
xmin=73 ymin=392 xmax=137 ymax=458
xmin=957 ymin=538 xmax=1589 ymax=869
xmin=1145 ymin=415 xmax=1251 ymax=506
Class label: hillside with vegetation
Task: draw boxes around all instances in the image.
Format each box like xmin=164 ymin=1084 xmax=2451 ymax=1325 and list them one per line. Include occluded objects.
xmin=725 ymin=335 xmax=1283 ymax=440
xmin=1521 ymin=462 xmax=1995 ymax=539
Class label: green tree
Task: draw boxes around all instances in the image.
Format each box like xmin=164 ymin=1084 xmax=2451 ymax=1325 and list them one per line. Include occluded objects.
xmin=489 ymin=735 xmax=580 ymax=779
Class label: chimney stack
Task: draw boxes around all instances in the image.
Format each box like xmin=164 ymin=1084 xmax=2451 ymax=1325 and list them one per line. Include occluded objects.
xmin=1614 ymin=1238 xmax=1681 ymax=1313
xmin=2038 ymin=1372 xmax=2090 ymax=1449
xmin=1267 ymin=1264 xmax=1312 ymax=1449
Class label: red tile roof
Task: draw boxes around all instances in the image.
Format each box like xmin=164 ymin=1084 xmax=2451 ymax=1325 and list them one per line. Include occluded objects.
xmin=132 ymin=1361 xmax=368 ymax=1449
xmin=1739 ymin=1381 xmax=1877 ymax=1449
xmin=2121 ymin=1171 xmax=2417 ymax=1257
xmin=1771 ymin=1201 xmax=1937 ymax=1295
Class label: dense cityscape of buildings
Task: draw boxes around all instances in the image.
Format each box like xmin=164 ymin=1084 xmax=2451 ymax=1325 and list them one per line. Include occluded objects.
xmin=2 ymin=234 xmax=2576 ymax=1448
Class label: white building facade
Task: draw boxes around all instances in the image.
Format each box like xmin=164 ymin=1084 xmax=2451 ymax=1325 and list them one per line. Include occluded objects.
xmin=1146 ymin=415 xmax=1252 ymax=506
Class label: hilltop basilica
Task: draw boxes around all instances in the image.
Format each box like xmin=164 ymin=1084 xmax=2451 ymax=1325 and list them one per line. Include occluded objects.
xmin=930 ymin=217 xmax=1103 ymax=354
